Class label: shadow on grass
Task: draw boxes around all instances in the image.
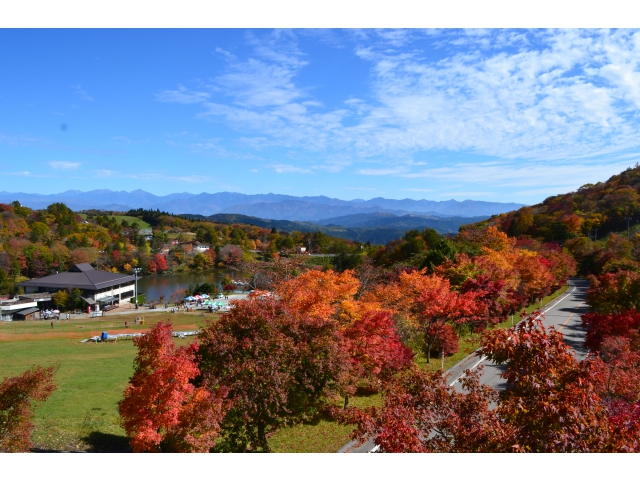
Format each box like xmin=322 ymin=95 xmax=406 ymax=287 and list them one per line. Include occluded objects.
xmin=280 ymin=387 xmax=383 ymax=429
xmin=81 ymin=431 xmax=132 ymax=452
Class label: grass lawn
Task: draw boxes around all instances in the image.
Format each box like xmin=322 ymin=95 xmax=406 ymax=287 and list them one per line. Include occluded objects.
xmin=0 ymin=311 xmax=215 ymax=452
xmin=0 ymin=285 xmax=571 ymax=452
xmin=78 ymin=214 xmax=151 ymax=230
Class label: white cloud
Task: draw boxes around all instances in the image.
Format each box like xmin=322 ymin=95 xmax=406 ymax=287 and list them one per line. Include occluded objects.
xmin=111 ymin=136 xmax=131 ymax=146
xmin=5 ymin=171 xmax=55 ymax=178
xmin=0 ymin=134 xmax=40 ymax=146
xmin=400 ymin=159 xmax=635 ymax=190
xmin=157 ymin=84 xmax=211 ymax=104
xmin=72 ymin=85 xmax=93 ymax=101
xmin=159 ymin=29 xmax=640 ymax=180
xmin=269 ymin=163 xmax=314 ymax=174
xmin=356 ymin=166 xmax=410 ymax=175
xmin=437 ymin=191 xmax=494 ymax=197
xmin=49 ymin=161 xmax=80 ymax=170
xmin=91 ymin=169 xmax=214 ymax=184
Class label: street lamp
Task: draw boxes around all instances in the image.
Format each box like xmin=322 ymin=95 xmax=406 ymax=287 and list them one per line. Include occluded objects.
xmin=133 ymin=267 xmax=142 ymax=309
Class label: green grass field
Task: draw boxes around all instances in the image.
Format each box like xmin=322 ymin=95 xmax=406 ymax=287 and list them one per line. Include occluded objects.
xmin=0 ymin=285 xmax=570 ymax=452
xmin=0 ymin=311 xmax=214 ymax=452
xmin=78 ymin=214 xmax=151 ymax=230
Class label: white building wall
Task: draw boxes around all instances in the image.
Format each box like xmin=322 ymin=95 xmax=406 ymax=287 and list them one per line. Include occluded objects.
xmin=95 ymin=283 xmax=135 ymax=301
xmin=0 ymin=300 xmax=37 ymax=321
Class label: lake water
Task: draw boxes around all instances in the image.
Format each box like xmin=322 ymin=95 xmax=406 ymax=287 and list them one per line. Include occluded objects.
xmin=136 ymin=270 xmax=248 ymax=301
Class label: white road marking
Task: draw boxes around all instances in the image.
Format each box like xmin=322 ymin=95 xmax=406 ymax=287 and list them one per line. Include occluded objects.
xmin=447 ymin=284 xmax=577 ymax=387
xmin=368 ymin=283 xmax=581 ymax=453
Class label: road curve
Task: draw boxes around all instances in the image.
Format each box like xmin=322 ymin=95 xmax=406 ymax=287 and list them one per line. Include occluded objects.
xmin=338 ymin=278 xmax=590 ymax=453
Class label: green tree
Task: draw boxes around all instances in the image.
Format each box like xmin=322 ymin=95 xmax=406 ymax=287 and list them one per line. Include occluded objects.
xmin=52 ymin=290 xmax=69 ymax=310
xmin=29 ymin=222 xmax=51 ymax=243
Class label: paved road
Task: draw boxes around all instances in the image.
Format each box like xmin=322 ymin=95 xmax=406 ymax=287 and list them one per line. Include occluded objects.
xmin=339 ymin=278 xmax=590 ymax=453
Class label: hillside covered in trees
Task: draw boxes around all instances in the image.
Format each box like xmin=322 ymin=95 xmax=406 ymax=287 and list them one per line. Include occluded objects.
xmin=479 ymin=164 xmax=640 ymax=276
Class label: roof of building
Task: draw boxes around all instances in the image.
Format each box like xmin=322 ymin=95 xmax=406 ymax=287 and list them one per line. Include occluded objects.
xmin=15 ymin=307 xmax=39 ymax=316
xmin=17 ymin=264 xmax=135 ymax=291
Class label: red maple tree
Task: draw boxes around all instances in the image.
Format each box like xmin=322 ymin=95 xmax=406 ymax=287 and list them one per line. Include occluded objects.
xmin=198 ymin=297 xmax=349 ymax=452
xmin=0 ymin=365 xmax=57 ymax=452
xmin=341 ymin=310 xmax=414 ymax=407
xmin=118 ymin=321 xmax=227 ymax=452
xmin=416 ymin=278 xmax=478 ymax=363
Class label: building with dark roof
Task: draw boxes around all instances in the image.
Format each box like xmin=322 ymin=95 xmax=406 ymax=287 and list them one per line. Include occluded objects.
xmin=17 ymin=263 xmax=136 ymax=310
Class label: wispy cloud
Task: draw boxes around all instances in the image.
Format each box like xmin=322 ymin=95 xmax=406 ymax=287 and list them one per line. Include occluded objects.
xmin=400 ymin=159 xmax=635 ymax=190
xmin=72 ymin=85 xmax=93 ymax=101
xmin=49 ymin=161 xmax=80 ymax=170
xmin=0 ymin=133 xmax=41 ymax=146
xmin=356 ymin=166 xmax=410 ymax=175
xmin=160 ymin=29 xmax=640 ymax=166
xmin=5 ymin=171 xmax=55 ymax=178
xmin=111 ymin=136 xmax=131 ymax=146
xmin=91 ymin=169 xmax=214 ymax=184
xmin=269 ymin=163 xmax=314 ymax=174
xmin=157 ymin=84 xmax=211 ymax=104
xmin=437 ymin=191 xmax=495 ymax=197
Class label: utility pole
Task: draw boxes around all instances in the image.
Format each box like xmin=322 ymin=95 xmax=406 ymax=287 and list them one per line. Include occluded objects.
xmin=133 ymin=267 xmax=142 ymax=309
xmin=625 ymin=216 xmax=633 ymax=241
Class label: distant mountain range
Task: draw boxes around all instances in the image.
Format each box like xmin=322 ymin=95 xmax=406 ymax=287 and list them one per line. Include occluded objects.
xmin=184 ymin=212 xmax=491 ymax=244
xmin=0 ymin=189 xmax=525 ymax=222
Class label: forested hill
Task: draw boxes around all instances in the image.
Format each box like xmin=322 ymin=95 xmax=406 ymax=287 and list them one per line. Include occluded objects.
xmin=182 ymin=212 xmax=488 ymax=244
xmin=483 ymin=164 xmax=640 ymax=275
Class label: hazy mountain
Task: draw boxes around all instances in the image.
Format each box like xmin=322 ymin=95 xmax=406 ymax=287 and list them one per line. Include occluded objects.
xmin=316 ymin=212 xmax=489 ymax=229
xmin=185 ymin=212 xmax=487 ymax=244
xmin=358 ymin=198 xmax=524 ymax=217
xmin=218 ymin=200 xmax=406 ymax=221
xmin=0 ymin=189 xmax=525 ymax=220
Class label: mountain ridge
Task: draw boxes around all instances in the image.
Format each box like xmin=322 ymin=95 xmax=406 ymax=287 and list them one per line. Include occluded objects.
xmin=0 ymin=189 xmax=525 ymax=221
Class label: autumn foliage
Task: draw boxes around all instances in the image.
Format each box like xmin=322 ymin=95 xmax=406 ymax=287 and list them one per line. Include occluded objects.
xmin=0 ymin=365 xmax=57 ymax=452
xmin=118 ymin=321 xmax=227 ymax=452
xmin=198 ymin=297 xmax=350 ymax=452
xmin=339 ymin=316 xmax=640 ymax=452
xmin=342 ymin=310 xmax=414 ymax=391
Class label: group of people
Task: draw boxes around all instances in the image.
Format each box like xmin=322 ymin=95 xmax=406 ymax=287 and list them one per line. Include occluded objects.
xmin=40 ymin=309 xmax=63 ymax=320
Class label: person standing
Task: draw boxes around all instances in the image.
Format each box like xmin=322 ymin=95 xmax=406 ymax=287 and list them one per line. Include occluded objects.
xmin=50 ymin=321 xmax=53 ymax=329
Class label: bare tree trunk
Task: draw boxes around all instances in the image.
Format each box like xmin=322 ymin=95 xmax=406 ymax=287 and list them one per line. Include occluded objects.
xmin=344 ymin=396 xmax=349 ymax=409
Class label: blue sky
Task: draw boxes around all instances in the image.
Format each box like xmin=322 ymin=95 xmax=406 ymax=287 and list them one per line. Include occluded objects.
xmin=2 ymin=28 xmax=640 ymax=204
